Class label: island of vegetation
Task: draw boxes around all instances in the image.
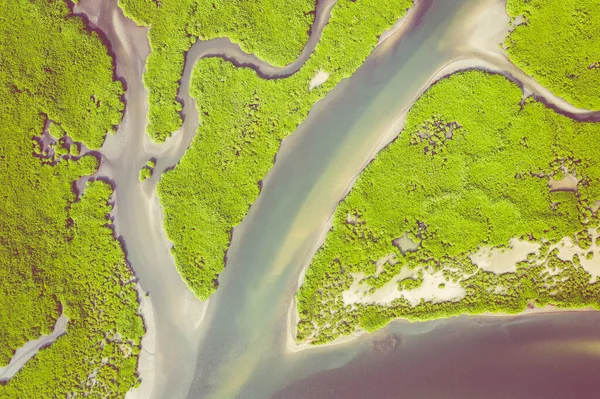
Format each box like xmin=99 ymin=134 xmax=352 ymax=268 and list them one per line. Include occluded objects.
xmin=139 ymin=158 xmax=156 ymax=182
xmin=119 ymin=0 xmax=317 ymax=141
xmin=0 ymin=0 xmax=143 ymax=396
xmin=157 ymin=0 xmax=414 ymax=300
xmin=295 ymin=69 xmax=600 ymax=344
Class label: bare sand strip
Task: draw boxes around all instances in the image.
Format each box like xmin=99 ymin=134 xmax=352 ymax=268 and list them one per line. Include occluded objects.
xmin=125 ymin=285 xmax=156 ymax=399
xmin=286 ymin=0 xmax=600 ymax=353
xmin=309 ymin=70 xmax=330 ymax=91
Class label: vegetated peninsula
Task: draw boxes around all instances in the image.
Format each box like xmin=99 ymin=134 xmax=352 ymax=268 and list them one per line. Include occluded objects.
xmin=505 ymin=0 xmax=600 ymax=111
xmin=0 ymin=0 xmax=143 ymax=396
xmin=295 ymin=70 xmax=600 ymax=345
xmin=119 ymin=0 xmax=317 ymax=141
xmin=157 ymin=0 xmax=414 ymax=300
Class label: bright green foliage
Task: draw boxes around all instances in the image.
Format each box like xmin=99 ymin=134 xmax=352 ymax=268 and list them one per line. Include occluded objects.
xmin=296 ymin=71 xmax=600 ymax=344
xmin=397 ymin=276 xmax=424 ymax=291
xmin=139 ymin=167 xmax=152 ymax=181
xmin=0 ymin=0 xmax=142 ymax=396
xmin=0 ymin=0 xmax=123 ymax=149
xmin=119 ymin=0 xmax=315 ymax=141
xmin=139 ymin=166 xmax=152 ymax=182
xmin=505 ymin=0 xmax=600 ymax=110
xmin=139 ymin=159 xmax=155 ymax=181
xmin=158 ymin=0 xmax=414 ymax=299
xmin=70 ymin=143 xmax=80 ymax=157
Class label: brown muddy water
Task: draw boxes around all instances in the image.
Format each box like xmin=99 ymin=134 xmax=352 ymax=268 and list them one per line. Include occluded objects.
xmin=273 ymin=313 xmax=600 ymax=399
xmin=70 ymin=0 xmax=600 ymax=398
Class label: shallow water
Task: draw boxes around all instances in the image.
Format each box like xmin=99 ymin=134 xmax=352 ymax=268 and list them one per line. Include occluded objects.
xmin=274 ymin=312 xmax=600 ymax=399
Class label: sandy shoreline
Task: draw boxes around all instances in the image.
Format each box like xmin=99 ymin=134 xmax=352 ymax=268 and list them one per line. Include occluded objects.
xmin=376 ymin=0 xmax=420 ymax=47
xmin=125 ymin=285 xmax=156 ymax=399
xmin=287 ymin=290 xmax=598 ymax=354
xmin=285 ymin=0 xmax=600 ymax=354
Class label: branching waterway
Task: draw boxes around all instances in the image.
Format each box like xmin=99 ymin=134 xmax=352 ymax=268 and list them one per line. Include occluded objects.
xmin=0 ymin=314 xmax=68 ymax=382
xmin=71 ymin=0 xmax=600 ymax=398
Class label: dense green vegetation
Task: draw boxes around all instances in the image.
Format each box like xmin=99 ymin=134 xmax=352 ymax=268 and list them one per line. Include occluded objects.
xmin=505 ymin=0 xmax=600 ymax=110
xmin=295 ymin=70 xmax=600 ymax=344
xmin=0 ymin=0 xmax=142 ymax=396
xmin=118 ymin=0 xmax=315 ymax=141
xmin=139 ymin=159 xmax=155 ymax=182
xmin=139 ymin=167 xmax=152 ymax=181
xmin=158 ymin=0 xmax=414 ymax=299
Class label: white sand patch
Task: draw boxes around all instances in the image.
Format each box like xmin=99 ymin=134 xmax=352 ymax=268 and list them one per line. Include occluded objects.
xmin=509 ymin=15 xmax=525 ymax=30
xmin=343 ymin=268 xmax=465 ymax=307
xmin=578 ymin=253 xmax=600 ymax=281
xmin=401 ymin=271 xmax=465 ymax=306
xmin=309 ymin=70 xmax=329 ymax=91
xmin=551 ymin=229 xmax=600 ymax=283
xmin=554 ymin=236 xmax=582 ymax=262
xmin=346 ymin=212 xmax=359 ymax=225
xmin=469 ymin=238 xmax=540 ymax=274
xmin=543 ymin=263 xmax=566 ymax=278
xmin=492 ymin=285 xmax=508 ymax=295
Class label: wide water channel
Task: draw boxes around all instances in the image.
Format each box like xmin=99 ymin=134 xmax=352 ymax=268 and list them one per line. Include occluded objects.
xmin=76 ymin=0 xmax=600 ymax=398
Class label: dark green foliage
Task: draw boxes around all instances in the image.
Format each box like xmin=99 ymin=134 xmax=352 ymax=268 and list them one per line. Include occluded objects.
xmin=0 ymin=0 xmax=142 ymax=396
xmin=505 ymin=0 xmax=600 ymax=110
xmin=296 ymin=70 xmax=600 ymax=344
xmin=119 ymin=0 xmax=316 ymax=141
xmin=158 ymin=0 xmax=414 ymax=300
